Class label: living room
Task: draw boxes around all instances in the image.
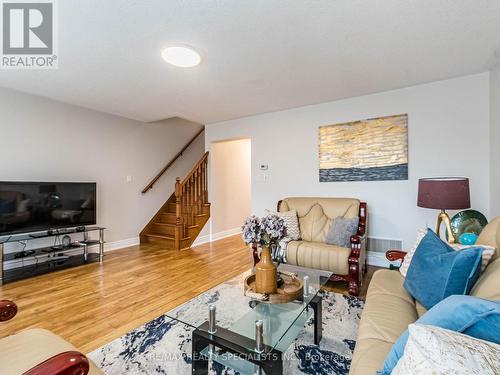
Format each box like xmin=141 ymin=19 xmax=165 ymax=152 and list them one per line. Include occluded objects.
xmin=0 ymin=1 xmax=499 ymax=375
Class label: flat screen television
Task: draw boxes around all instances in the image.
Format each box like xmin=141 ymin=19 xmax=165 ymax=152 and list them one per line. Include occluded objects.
xmin=0 ymin=182 xmax=96 ymax=236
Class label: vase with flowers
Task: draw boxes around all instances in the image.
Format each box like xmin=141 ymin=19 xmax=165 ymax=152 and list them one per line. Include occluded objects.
xmin=242 ymin=214 xmax=286 ymax=294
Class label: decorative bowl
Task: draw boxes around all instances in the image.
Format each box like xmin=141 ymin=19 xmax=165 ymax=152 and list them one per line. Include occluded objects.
xmin=448 ymin=210 xmax=488 ymax=243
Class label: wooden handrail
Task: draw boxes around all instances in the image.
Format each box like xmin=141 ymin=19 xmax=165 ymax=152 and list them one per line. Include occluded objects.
xmin=142 ymin=126 xmax=205 ymax=194
xmin=181 ymin=152 xmax=209 ymax=186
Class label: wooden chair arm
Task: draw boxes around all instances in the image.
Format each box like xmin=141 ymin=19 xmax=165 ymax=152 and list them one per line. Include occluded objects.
xmin=350 ymin=234 xmax=363 ymax=246
xmin=0 ymin=300 xmax=18 ymax=322
xmin=349 ymin=235 xmax=363 ymax=263
xmin=349 ymin=202 xmax=368 ymax=257
xmin=357 ymin=202 xmax=367 ymax=237
xmin=386 ymin=250 xmax=407 ymax=262
xmin=349 ymin=234 xmax=366 ymax=259
xmin=22 ymin=351 xmax=89 ymax=375
xmin=347 ymin=203 xmax=367 ymax=296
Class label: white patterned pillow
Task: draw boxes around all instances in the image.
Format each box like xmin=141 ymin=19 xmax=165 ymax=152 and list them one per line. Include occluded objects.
xmin=451 ymin=244 xmax=496 ymax=272
xmin=265 ymin=209 xmax=300 ymax=240
xmin=399 ymin=229 xmax=428 ymax=277
xmin=393 ymin=324 xmax=500 ymax=375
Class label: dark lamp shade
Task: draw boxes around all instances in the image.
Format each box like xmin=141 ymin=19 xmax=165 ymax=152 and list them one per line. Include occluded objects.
xmin=417 ymin=177 xmax=470 ymax=210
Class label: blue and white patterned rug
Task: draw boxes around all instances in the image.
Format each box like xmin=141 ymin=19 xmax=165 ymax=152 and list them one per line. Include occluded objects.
xmin=88 ymin=272 xmax=364 ymax=375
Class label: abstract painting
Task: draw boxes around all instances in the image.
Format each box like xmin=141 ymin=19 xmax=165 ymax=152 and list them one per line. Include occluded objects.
xmin=319 ymin=114 xmax=408 ymax=182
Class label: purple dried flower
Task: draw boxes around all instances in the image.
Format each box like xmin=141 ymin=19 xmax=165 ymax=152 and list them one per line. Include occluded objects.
xmin=241 ymin=215 xmax=263 ymax=245
xmin=261 ymin=214 xmax=286 ymax=246
xmin=242 ymin=213 xmax=286 ymax=247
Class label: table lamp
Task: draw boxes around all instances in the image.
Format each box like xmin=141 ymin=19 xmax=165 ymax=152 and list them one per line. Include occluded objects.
xmin=417 ymin=177 xmax=470 ymax=243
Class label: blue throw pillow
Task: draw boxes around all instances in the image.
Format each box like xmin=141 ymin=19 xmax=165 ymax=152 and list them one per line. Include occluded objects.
xmin=379 ymin=295 xmax=500 ymax=374
xmin=403 ymin=229 xmax=483 ymax=310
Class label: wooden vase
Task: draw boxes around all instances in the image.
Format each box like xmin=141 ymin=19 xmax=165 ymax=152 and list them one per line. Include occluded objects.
xmin=255 ymin=247 xmax=277 ymax=294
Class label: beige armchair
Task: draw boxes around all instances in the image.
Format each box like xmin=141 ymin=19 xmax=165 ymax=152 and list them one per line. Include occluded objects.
xmin=278 ymin=197 xmax=367 ymax=295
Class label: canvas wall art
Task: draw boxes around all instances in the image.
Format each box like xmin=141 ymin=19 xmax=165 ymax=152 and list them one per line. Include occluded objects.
xmin=319 ymin=114 xmax=408 ymax=182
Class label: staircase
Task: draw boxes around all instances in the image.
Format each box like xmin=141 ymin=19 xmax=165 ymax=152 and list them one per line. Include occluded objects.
xmin=140 ymin=132 xmax=210 ymax=250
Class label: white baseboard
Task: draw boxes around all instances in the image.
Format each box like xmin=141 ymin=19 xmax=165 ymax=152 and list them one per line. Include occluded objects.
xmin=92 ymin=238 xmax=396 ymax=270
xmin=212 ymin=227 xmax=242 ymax=241
xmin=367 ymin=250 xmax=401 ymax=268
xmin=88 ymin=230 xmax=239 ymax=253
xmin=192 ymin=227 xmax=241 ymax=246
xmin=192 ymin=233 xmax=211 ymax=246
xmin=88 ymin=237 xmax=139 ymax=253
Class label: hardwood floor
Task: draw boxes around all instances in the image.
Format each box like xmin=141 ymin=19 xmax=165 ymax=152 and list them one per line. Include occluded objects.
xmin=0 ymin=235 xmax=378 ymax=353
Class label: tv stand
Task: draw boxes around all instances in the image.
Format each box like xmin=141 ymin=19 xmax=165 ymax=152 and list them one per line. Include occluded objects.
xmin=29 ymin=228 xmax=78 ymax=238
xmin=0 ymin=226 xmax=105 ymax=285
xmin=29 ymin=232 xmax=49 ymax=239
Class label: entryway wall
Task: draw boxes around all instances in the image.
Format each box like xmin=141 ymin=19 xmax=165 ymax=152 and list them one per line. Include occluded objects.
xmin=209 ymin=138 xmax=251 ymax=237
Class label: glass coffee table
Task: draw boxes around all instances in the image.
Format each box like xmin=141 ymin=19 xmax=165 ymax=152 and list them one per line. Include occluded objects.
xmin=166 ymin=264 xmax=331 ymax=375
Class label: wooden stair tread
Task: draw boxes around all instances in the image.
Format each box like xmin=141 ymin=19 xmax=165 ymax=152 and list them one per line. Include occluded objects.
xmin=152 ymin=222 xmax=199 ymax=229
xmin=145 ymin=233 xmax=191 ymax=241
xmin=157 ymin=212 xmax=206 ymax=218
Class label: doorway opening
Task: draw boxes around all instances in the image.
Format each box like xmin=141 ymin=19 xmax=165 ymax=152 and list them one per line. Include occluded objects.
xmin=210 ymin=138 xmax=251 ymax=238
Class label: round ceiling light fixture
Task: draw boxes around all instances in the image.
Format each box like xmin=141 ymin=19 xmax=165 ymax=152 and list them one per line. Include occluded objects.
xmin=161 ymin=46 xmax=201 ymax=67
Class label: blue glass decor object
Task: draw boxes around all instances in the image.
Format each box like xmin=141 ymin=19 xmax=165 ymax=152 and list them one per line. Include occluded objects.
xmin=460 ymin=232 xmax=478 ymax=245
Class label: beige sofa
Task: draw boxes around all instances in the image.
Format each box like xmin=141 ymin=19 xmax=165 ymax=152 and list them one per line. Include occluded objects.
xmin=278 ymin=197 xmax=367 ymax=295
xmin=349 ymin=217 xmax=500 ymax=375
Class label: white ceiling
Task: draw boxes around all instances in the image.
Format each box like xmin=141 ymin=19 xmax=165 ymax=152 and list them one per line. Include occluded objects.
xmin=1 ymin=0 xmax=500 ymax=124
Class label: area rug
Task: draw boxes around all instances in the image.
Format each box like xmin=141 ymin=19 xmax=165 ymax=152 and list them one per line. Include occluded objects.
xmin=88 ymin=272 xmax=364 ymax=375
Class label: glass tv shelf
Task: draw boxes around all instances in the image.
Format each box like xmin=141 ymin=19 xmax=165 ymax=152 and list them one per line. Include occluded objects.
xmin=0 ymin=227 xmax=105 ymax=284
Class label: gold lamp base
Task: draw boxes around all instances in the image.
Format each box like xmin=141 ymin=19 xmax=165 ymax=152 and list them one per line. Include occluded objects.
xmin=436 ymin=209 xmax=455 ymax=244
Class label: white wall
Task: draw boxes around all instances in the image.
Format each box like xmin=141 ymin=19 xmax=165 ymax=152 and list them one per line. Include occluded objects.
xmin=490 ymin=63 xmax=500 ymax=217
xmin=206 ymin=73 xmax=490 ymax=248
xmin=0 ymin=87 xmax=205 ymax=244
xmin=210 ymin=138 xmax=251 ymax=234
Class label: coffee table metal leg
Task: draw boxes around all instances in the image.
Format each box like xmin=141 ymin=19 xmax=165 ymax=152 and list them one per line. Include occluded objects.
xmin=309 ymin=295 xmax=323 ymax=345
xmin=260 ymin=352 xmax=283 ymax=375
xmin=191 ymin=322 xmax=284 ymax=375
xmin=192 ymin=329 xmax=209 ymax=375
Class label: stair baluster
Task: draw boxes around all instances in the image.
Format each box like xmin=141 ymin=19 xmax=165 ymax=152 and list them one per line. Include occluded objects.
xmin=174 ymin=178 xmax=182 ymax=250
xmin=204 ymin=158 xmax=208 ymax=203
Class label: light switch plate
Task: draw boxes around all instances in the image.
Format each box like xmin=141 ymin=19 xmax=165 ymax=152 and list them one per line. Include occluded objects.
xmin=256 ymin=173 xmax=268 ymax=182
